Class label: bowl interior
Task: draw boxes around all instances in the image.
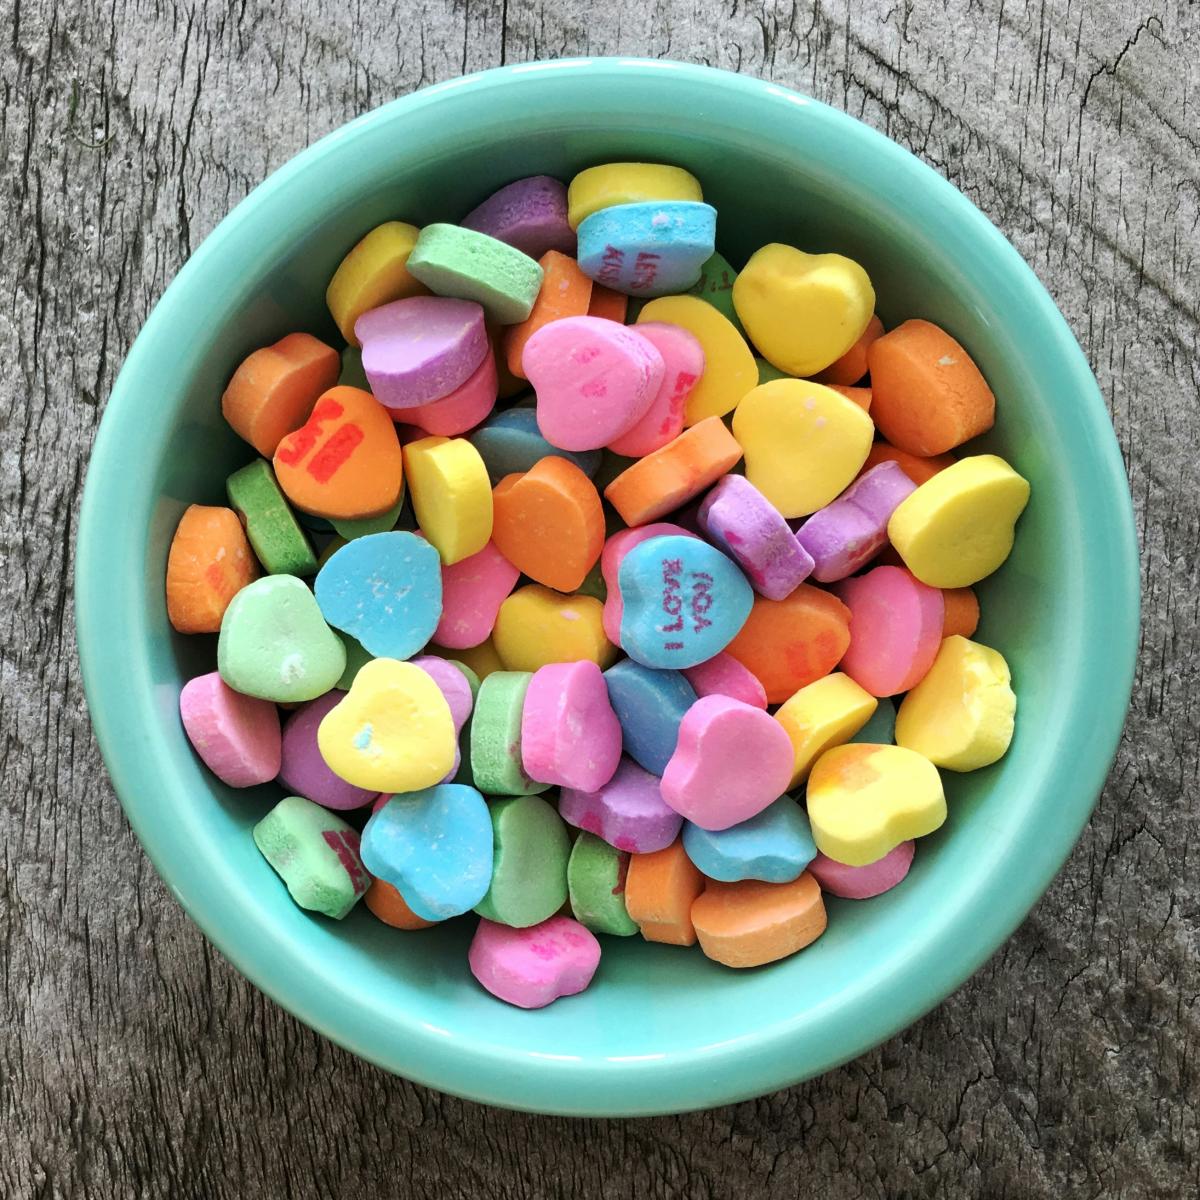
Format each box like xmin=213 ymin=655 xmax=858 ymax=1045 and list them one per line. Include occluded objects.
xmin=77 ymin=60 xmax=1138 ymax=1116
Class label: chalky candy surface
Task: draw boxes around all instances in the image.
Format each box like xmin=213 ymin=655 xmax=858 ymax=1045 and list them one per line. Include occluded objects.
xmin=797 ymin=461 xmax=917 ymax=583
xmin=567 ymin=833 xmax=638 ymax=936
xmin=361 ymin=786 xmax=494 ymax=920
xmin=401 ymin=352 xmax=499 ymax=437
xmin=356 ymin=295 xmax=489 ymax=410
xmin=468 ymin=916 xmax=601 ymax=1009
xmin=278 ymin=690 xmax=377 ymax=810
xmin=226 ymin=459 xmax=317 ymax=577
xmin=407 ymin=223 xmax=544 ymax=325
xmin=252 ymin=795 xmax=370 ymax=919
xmin=683 ymin=797 xmax=817 ymax=884
xmin=475 ymin=794 xmax=570 ymax=927
xmin=600 ymin=522 xmax=696 ymax=646
xmin=460 ymin=175 xmax=576 ymax=260
xmin=558 ymin=756 xmax=682 ymax=853
xmin=691 ymin=872 xmax=827 ymax=969
xmin=325 ymin=221 xmax=426 ymax=346
xmin=403 ymin=435 xmax=494 ymax=566
xmin=662 ymin=695 xmax=794 ymax=831
xmin=567 ymin=162 xmax=703 ymax=229
xmin=774 ymin=671 xmax=878 ymax=788
xmin=218 ymin=574 xmax=346 ymax=703
xmin=623 ymin=838 xmax=705 ymax=946
xmin=576 ymin=201 xmax=717 ymax=297
xmin=602 ymin=659 xmax=696 ymax=776
xmin=492 ymin=586 xmax=615 ymax=673
xmin=166 ymin=504 xmax=260 ymax=633
xmin=314 ymin=531 xmax=442 ymax=660
xmin=681 ymin=652 xmax=767 ymax=709
xmin=524 ymin=315 xmax=664 ymax=452
xmin=808 ymin=839 xmax=915 ymax=899
xmin=410 ymin=655 xmax=474 ymax=781
xmin=698 ymin=474 xmax=815 ymax=600
xmin=607 ymin=321 xmax=704 ymax=458
xmin=469 ymin=671 xmax=549 ymax=796
xmin=617 ymin=534 xmax=753 ymax=669
xmin=469 ymin=407 xmax=601 ymax=485
xmin=179 ymin=671 xmax=281 ymax=787
xmin=433 ymin=540 xmax=520 ymax=650
xmin=520 ymin=660 xmax=623 ymax=792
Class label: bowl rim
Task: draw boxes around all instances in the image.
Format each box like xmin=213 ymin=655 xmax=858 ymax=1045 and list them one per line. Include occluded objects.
xmin=75 ymin=56 xmax=1140 ymax=1115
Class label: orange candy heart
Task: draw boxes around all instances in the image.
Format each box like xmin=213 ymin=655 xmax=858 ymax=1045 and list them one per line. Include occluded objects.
xmin=273 ymin=386 xmax=403 ymax=519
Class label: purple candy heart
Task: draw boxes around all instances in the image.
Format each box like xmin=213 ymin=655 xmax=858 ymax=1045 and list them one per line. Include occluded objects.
xmin=460 ymin=176 xmax=576 ymax=260
xmin=411 ymin=655 xmax=474 ymax=781
xmin=559 ymin=756 xmax=683 ymax=854
xmin=796 ymin=461 xmax=917 ymax=582
xmin=697 ymin=474 xmax=814 ymax=600
xmin=278 ymin=691 xmax=377 ymax=811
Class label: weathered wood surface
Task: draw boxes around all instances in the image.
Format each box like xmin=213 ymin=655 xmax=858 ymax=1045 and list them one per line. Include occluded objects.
xmin=3 ymin=0 xmax=1197 ymax=1195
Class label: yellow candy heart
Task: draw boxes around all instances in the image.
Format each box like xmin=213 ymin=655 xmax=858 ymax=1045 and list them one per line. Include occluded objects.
xmin=636 ymin=295 xmax=758 ymax=426
xmin=895 ymin=635 xmax=1016 ymax=771
xmin=732 ymin=379 xmax=874 ymax=517
xmin=317 ymin=658 xmax=456 ymax=792
xmin=326 ymin=222 xmax=427 ymax=346
xmin=567 ymin=162 xmax=703 ymax=229
xmin=732 ymin=244 xmax=875 ymax=377
xmin=774 ymin=672 xmax=878 ymax=789
xmin=492 ymin=585 xmax=616 ymax=673
xmin=806 ymin=743 xmax=945 ymax=867
xmin=403 ymin=436 xmax=493 ymax=565
xmin=888 ymin=454 xmax=1030 ymax=588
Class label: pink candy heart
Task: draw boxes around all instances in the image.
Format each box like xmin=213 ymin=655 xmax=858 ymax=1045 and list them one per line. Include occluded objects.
xmin=469 ymin=915 xmax=601 ymax=1009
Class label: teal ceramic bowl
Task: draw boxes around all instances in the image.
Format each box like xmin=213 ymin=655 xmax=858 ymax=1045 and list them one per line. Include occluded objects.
xmin=76 ymin=58 xmax=1138 ymax=1116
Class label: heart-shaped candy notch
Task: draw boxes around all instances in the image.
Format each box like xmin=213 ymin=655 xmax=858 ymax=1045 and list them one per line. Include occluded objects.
xmin=468 ymin=915 xmax=601 ymax=1009
xmin=217 ymin=575 xmax=346 ymax=703
xmin=317 ymin=658 xmax=456 ymax=793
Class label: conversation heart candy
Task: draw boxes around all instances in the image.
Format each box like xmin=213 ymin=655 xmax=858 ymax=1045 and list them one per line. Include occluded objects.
xmin=314 ymin=531 xmax=442 ymax=660
xmin=697 ymin=474 xmax=815 ymax=600
xmin=410 ymin=655 xmax=474 ymax=781
xmin=835 ymin=566 xmax=945 ymax=697
xmin=732 ymin=243 xmax=875 ymax=377
xmin=576 ymin=201 xmax=717 ymax=297
xmin=808 ymin=839 xmax=915 ymax=899
xmin=407 ymin=223 xmax=544 ymax=325
xmin=326 ymin=221 xmax=427 ymax=345
xmin=618 ymin=534 xmax=753 ymax=669
xmin=179 ymin=671 xmax=281 ymax=787
xmin=356 ymin=295 xmax=489 ymax=410
xmin=523 ymin=316 xmax=664 ymax=451
xmin=887 ymin=455 xmax=1031 ymax=588
xmin=475 ymin=794 xmax=570 ymax=926
xmin=624 ymin=838 xmax=705 ymax=945
xmin=732 ymin=379 xmax=874 ymax=518
xmin=636 ymin=295 xmax=758 ymax=425
xmin=433 ymin=540 xmax=520 ymax=649
xmin=661 ymin=695 xmax=794 ymax=831
xmin=599 ymin=523 xmax=698 ymax=646
xmin=797 ymin=461 xmax=918 ymax=583
xmin=558 ymin=756 xmax=682 ymax=854
xmin=317 ymin=658 xmax=456 ymax=793
xmin=278 ymin=690 xmax=377 ymax=810
xmin=520 ymin=661 xmax=622 ymax=792
xmin=567 ymin=833 xmax=638 ymax=936
xmin=602 ymin=659 xmax=696 ymax=776
xmin=860 ymin=441 xmax=957 ymax=487
xmin=567 ymin=162 xmax=703 ymax=228
xmin=587 ymin=283 xmax=628 ymax=322
xmin=401 ymin=352 xmax=498 ymax=437
xmin=461 ymin=175 xmax=576 ymax=259
xmin=682 ymin=797 xmax=817 ymax=883
xmin=365 ymin=878 xmax=438 ymax=929
xmin=469 ymin=915 xmax=601 ymax=1008
xmin=724 ymin=584 xmax=852 ymax=704
xmin=503 ymin=251 xmax=593 ymax=379
xmin=221 ymin=332 xmax=342 ymax=457
xmin=814 ymin=313 xmax=884 ymax=386
xmin=774 ymin=672 xmax=878 ymax=788
xmin=273 ymin=386 xmax=404 ymax=519
xmin=686 ymin=251 xmax=743 ymax=330
xmin=895 ymin=635 xmax=1016 ymax=771
xmin=469 ymin=407 xmax=601 ymax=485
xmin=491 ymin=456 xmax=605 ymax=592
xmin=691 ymin=872 xmax=827 ymax=968
xmin=867 ymin=319 xmax=996 ymax=456
xmin=403 ymin=436 xmax=493 ymax=565
xmin=681 ymin=652 xmax=767 ymax=710
xmin=806 ymin=743 xmax=946 ymax=866
xmin=492 ymin=584 xmax=615 ymax=673
xmin=469 ymin=671 xmax=548 ymax=796
xmin=217 ymin=575 xmax=346 ymax=703
xmin=252 ymin=795 xmax=370 ymax=919
xmin=167 ymin=504 xmax=260 ymax=634
xmin=361 ymin=785 xmax=494 ymax=920
xmin=226 ymin=459 xmax=317 ymax=577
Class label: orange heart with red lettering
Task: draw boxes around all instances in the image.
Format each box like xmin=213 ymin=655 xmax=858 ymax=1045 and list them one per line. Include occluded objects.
xmin=273 ymin=386 xmax=402 ymax=519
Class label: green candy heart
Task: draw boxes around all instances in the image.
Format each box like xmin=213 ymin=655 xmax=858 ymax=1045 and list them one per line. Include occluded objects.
xmin=330 ymin=490 xmax=406 ymax=540
xmin=469 ymin=671 xmax=549 ymax=796
xmin=218 ymin=575 xmax=346 ymax=702
xmin=567 ymin=832 xmax=638 ymax=936
xmin=687 ymin=251 xmax=745 ymax=334
xmin=226 ymin=459 xmax=317 ymax=577
xmin=474 ymin=795 xmax=569 ymax=928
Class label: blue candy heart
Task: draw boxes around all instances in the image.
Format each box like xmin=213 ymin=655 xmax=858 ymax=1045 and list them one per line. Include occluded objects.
xmin=682 ymin=797 xmax=817 ymax=883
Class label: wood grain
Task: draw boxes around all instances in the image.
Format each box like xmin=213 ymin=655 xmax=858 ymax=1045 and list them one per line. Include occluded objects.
xmin=2 ymin=1 xmax=1197 ymax=1195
